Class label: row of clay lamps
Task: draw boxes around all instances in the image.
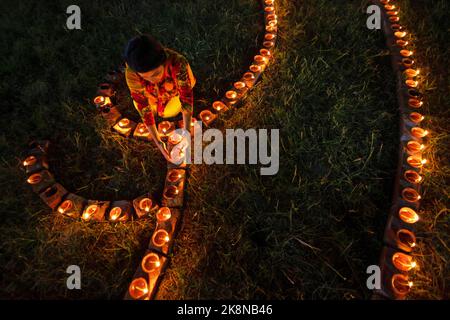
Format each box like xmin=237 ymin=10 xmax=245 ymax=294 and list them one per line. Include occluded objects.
xmin=127 ymin=0 xmax=280 ymax=300
xmin=23 ymin=139 xmax=165 ymax=223
xmin=198 ymin=0 xmax=278 ymax=127
xmin=93 ymin=68 xmax=189 ymax=300
xmin=372 ymin=0 xmax=430 ymax=300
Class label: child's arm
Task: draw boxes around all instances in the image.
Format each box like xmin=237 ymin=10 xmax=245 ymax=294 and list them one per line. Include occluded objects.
xmin=174 ymin=56 xmax=196 ymax=133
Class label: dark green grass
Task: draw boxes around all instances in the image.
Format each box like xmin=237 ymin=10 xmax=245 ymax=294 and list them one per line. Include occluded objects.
xmin=0 ymin=0 xmax=448 ymax=299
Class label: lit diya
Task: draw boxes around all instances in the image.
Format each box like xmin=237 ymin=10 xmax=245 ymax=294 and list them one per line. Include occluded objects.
xmin=264 ymin=6 xmax=275 ymax=13
xmin=212 ymin=101 xmax=227 ymax=112
xmin=137 ymin=123 xmax=148 ymax=134
xmin=234 ymin=81 xmax=246 ymax=91
xmin=263 ymin=41 xmax=275 ymax=48
xmin=266 ymin=13 xmax=277 ymax=21
xmin=158 ymin=121 xmax=173 ymax=135
xmin=394 ymin=31 xmax=407 ymax=39
xmin=260 ymin=48 xmax=271 ymax=58
xmin=243 ymin=72 xmax=256 ymax=86
xmin=82 ymin=204 xmax=98 ymax=221
xmin=27 ymin=173 xmax=42 ymax=185
xmin=407 ymin=155 xmax=427 ymax=168
xmin=109 ymin=207 xmax=125 ymax=221
xmin=23 ymin=156 xmax=37 ymax=167
xmin=389 ymin=16 xmax=400 ymax=23
xmin=168 ymin=132 xmax=183 ymax=145
xmin=118 ymin=118 xmax=130 ymax=128
xmin=163 ymin=185 xmax=179 ymax=199
xmin=404 ymin=170 xmax=423 ymax=185
xmin=93 ymin=95 xmax=111 ymax=107
xmin=264 ymin=0 xmax=274 ymax=5
xmin=391 ymin=274 xmax=413 ymax=296
xmin=168 ymin=169 xmax=183 ymax=183
xmin=397 ymin=229 xmax=416 ymax=249
xmin=404 ymin=68 xmax=420 ymax=78
xmin=199 ymin=110 xmax=214 ymax=124
xmin=406 ymin=79 xmax=418 ymax=88
xmin=254 ymin=55 xmax=268 ymax=65
xmin=392 ymin=252 xmax=416 ymax=272
xmin=226 ymin=90 xmax=238 ymax=101
xmin=156 ymin=207 xmax=172 ymax=222
xmin=58 ymin=200 xmax=73 ymax=214
xmin=391 ymin=24 xmax=403 ymax=31
xmin=152 ymin=229 xmax=170 ymax=247
xmin=129 ymin=277 xmax=149 ymax=299
xmin=266 ymin=24 xmax=276 ymax=33
xmin=406 ymin=141 xmax=425 ymax=153
xmin=396 ymin=40 xmax=409 ymax=47
xmin=400 ymin=50 xmax=414 ymax=58
xmin=402 ymin=187 xmax=421 ymax=202
xmin=411 ymin=127 xmax=429 ymax=138
xmin=265 ymin=33 xmax=276 ymax=41
xmin=139 ymin=198 xmax=152 ymax=213
xmin=250 ymin=65 xmax=262 ymax=73
xmin=141 ymin=252 xmax=161 ymax=273
xmin=384 ymin=4 xmax=396 ymax=10
xmin=409 ymin=98 xmax=423 ymax=108
xmin=387 ymin=10 xmax=399 ymax=16
xmin=409 ymin=112 xmax=424 ymax=123
xmin=399 ymin=207 xmax=420 ymax=224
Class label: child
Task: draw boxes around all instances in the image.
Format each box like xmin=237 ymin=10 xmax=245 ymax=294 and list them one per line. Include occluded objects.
xmin=124 ymin=34 xmax=195 ymax=160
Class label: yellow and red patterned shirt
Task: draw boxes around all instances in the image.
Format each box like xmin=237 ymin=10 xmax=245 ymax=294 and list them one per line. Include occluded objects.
xmin=125 ymin=48 xmax=196 ymax=126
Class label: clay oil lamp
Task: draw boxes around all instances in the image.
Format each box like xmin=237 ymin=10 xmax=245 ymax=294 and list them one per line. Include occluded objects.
xmin=212 ymin=101 xmax=227 ymax=112
xmin=167 ymin=169 xmax=183 ymax=183
xmin=391 ymin=274 xmax=413 ymax=297
xmin=402 ymin=187 xmax=421 ymax=203
xmin=407 ymin=155 xmax=427 ymax=168
xmin=108 ymin=206 xmax=128 ymax=222
xmin=27 ymin=173 xmax=42 ymax=185
xmin=406 ymin=141 xmax=425 ymax=154
xmin=128 ymin=278 xmax=149 ymax=299
xmin=402 ymin=58 xmax=415 ymax=68
xmin=156 ymin=207 xmax=172 ymax=222
xmin=82 ymin=204 xmax=98 ymax=221
xmin=398 ymin=207 xmax=420 ymax=224
xmin=397 ymin=229 xmax=417 ymax=249
xmin=411 ymin=127 xmax=429 ymax=138
xmin=199 ymin=110 xmax=215 ymax=125
xmin=57 ymin=200 xmax=73 ymax=215
xmin=139 ymin=198 xmax=153 ymax=213
xmin=243 ymin=72 xmax=256 ymax=87
xmin=409 ymin=112 xmax=424 ymax=123
xmin=152 ymin=229 xmax=170 ymax=247
xmin=163 ymin=185 xmax=179 ymax=200
xmin=141 ymin=252 xmax=161 ymax=273
xmin=23 ymin=156 xmax=37 ymax=167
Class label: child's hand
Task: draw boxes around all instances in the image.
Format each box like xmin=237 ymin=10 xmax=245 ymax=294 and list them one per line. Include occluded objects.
xmin=156 ymin=140 xmax=171 ymax=161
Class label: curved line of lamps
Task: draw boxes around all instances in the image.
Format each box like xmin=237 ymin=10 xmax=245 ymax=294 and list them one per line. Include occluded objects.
xmin=372 ymin=0 xmax=430 ymax=300
xmin=21 ymin=0 xmax=278 ymax=300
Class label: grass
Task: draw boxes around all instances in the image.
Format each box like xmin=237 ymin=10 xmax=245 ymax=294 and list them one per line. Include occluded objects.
xmin=0 ymin=0 xmax=448 ymax=299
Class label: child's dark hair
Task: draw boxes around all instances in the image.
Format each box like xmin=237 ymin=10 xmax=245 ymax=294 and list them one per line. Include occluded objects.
xmin=124 ymin=34 xmax=167 ymax=73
